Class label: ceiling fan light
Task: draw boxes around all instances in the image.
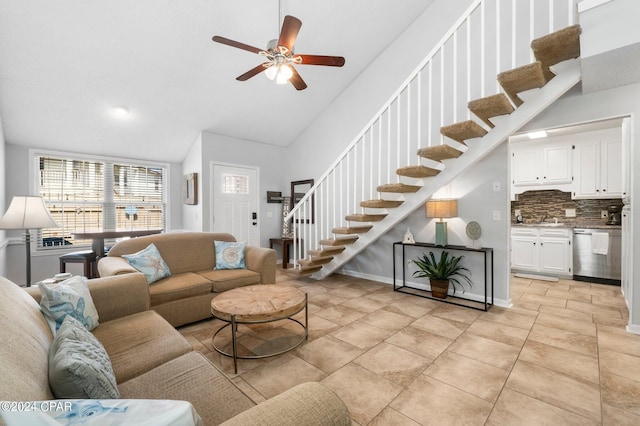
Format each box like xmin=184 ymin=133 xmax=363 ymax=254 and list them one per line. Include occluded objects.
xmin=276 ymin=64 xmax=293 ymax=84
xmin=265 ymin=65 xmax=277 ymax=80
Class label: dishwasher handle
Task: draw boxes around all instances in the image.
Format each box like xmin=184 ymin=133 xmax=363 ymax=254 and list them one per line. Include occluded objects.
xmin=573 ymin=229 xmax=592 ymax=235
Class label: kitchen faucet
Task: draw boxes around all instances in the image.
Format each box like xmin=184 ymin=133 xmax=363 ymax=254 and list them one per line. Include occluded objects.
xmin=540 ymin=215 xmax=548 ymax=223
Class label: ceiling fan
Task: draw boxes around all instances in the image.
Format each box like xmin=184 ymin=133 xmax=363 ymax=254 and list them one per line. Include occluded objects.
xmin=212 ymin=15 xmax=345 ymax=91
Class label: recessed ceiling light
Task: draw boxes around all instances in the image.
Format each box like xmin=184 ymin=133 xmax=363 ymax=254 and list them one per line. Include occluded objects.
xmin=112 ymin=105 xmax=130 ymax=118
xmin=526 ymin=130 xmax=547 ymax=139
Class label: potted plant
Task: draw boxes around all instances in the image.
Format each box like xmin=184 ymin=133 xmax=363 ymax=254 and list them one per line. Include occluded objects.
xmin=412 ymin=251 xmax=472 ymax=299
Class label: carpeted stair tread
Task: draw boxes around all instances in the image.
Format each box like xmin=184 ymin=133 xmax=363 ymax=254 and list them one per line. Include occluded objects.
xmin=396 ymin=165 xmax=441 ymax=178
xmin=298 ymin=256 xmax=334 ymax=267
xmin=497 ymin=61 xmax=547 ymax=107
xmin=468 ymin=93 xmax=515 ymax=128
xmin=308 ymin=246 xmax=346 ymax=256
xmin=531 ymin=25 xmax=581 ymax=81
xmin=294 ymin=265 xmax=323 ymax=275
xmin=333 ymin=225 xmax=373 ymax=234
xmin=417 ymin=144 xmax=464 ymax=161
xmin=440 ymin=120 xmax=488 ymax=143
xmin=346 ymin=214 xmax=387 ymax=222
xmin=360 ymin=199 xmax=404 ymax=208
xmin=377 ymin=183 xmax=421 ymax=193
xmin=320 ymin=236 xmax=359 ymax=246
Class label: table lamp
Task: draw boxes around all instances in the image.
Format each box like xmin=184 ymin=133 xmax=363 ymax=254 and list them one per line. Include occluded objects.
xmin=426 ymin=199 xmax=458 ymax=246
xmin=0 ymin=196 xmax=59 ymax=286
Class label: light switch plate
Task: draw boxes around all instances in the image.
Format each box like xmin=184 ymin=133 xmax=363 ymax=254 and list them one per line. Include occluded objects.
xmin=492 ymin=182 xmax=501 ymax=192
xmin=492 ymin=210 xmax=501 ymax=221
xmin=601 ymin=210 xmax=608 ymax=218
xmin=565 ymin=208 xmax=576 ymax=217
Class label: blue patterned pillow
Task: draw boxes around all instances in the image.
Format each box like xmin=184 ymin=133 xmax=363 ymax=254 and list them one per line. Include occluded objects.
xmin=214 ymin=241 xmax=247 ymax=270
xmin=48 ymin=315 xmax=119 ymax=399
xmin=122 ymin=243 xmax=171 ymax=284
xmin=39 ymin=275 xmax=99 ymax=333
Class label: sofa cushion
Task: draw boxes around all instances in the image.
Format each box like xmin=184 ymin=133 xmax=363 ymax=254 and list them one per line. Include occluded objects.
xmin=0 ymin=277 xmax=55 ymax=401
xmin=107 ymin=232 xmax=237 ymax=275
xmin=92 ymin=310 xmax=192 ymax=383
xmin=48 ymin=315 xmax=119 ymax=399
xmin=148 ymin=272 xmax=212 ymax=305
xmin=197 ymin=269 xmax=261 ymax=292
xmin=119 ymin=352 xmax=255 ymax=426
xmin=39 ymin=275 xmax=99 ymax=333
xmin=122 ymin=243 xmax=171 ymax=284
xmin=214 ymin=240 xmax=246 ymax=270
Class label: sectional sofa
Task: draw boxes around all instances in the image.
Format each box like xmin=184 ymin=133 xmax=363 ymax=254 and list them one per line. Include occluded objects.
xmin=0 ymin=274 xmax=351 ymax=425
xmin=97 ymin=232 xmax=277 ymax=326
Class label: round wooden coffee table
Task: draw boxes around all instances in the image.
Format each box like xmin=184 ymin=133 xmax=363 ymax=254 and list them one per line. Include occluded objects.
xmin=210 ymin=284 xmax=308 ymax=373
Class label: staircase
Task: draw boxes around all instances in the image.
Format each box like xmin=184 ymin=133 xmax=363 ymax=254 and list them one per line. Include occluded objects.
xmin=285 ymin=0 xmax=582 ymax=279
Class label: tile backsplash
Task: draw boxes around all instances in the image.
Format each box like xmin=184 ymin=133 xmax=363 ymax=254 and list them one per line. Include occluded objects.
xmin=511 ymin=190 xmax=623 ymax=226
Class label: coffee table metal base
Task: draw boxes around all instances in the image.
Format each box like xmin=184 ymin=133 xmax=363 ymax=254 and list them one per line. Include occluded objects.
xmin=211 ymin=294 xmax=308 ymax=373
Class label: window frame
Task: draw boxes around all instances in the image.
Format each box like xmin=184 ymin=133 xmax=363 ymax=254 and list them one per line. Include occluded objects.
xmin=29 ymin=149 xmax=171 ymax=251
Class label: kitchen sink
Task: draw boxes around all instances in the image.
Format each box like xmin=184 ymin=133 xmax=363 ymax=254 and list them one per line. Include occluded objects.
xmin=538 ymin=223 xmax=566 ymax=227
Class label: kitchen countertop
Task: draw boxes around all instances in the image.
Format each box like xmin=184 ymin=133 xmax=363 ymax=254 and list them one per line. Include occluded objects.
xmin=512 ymin=222 xmax=622 ymax=230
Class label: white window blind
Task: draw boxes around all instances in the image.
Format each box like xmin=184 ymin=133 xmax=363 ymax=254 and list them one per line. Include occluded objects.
xmin=36 ymin=154 xmax=167 ymax=248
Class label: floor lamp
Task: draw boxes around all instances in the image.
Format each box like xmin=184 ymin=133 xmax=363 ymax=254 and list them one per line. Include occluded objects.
xmin=0 ymin=196 xmax=59 ymax=287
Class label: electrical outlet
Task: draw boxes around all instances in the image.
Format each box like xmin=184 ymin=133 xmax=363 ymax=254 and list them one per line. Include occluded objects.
xmin=565 ymin=209 xmax=576 ymax=217
xmin=492 ymin=210 xmax=501 ymax=221
xmin=601 ymin=210 xmax=608 ymax=218
xmin=515 ymin=209 xmax=521 ymax=217
xmin=492 ymin=181 xmax=501 ymax=192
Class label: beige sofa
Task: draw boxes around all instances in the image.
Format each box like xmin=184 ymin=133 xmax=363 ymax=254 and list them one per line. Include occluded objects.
xmin=98 ymin=232 xmax=277 ymax=327
xmin=0 ymin=274 xmax=350 ymax=425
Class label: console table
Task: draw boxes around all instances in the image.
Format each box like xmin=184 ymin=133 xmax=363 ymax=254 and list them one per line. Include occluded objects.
xmin=393 ymin=241 xmax=494 ymax=311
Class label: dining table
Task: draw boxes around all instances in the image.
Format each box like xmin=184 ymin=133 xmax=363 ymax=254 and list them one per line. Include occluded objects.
xmin=72 ymin=229 xmax=163 ymax=258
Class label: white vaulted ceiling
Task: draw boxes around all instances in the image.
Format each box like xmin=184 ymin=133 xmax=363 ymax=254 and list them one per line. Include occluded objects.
xmin=0 ymin=0 xmax=434 ymax=162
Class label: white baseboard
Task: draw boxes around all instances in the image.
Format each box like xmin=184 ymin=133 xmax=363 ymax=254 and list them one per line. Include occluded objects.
xmin=626 ymin=323 xmax=640 ymax=335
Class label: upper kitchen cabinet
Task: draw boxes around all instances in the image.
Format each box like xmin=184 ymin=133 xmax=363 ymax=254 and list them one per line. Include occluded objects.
xmin=511 ymin=141 xmax=572 ymax=196
xmin=573 ymin=138 xmax=623 ymax=199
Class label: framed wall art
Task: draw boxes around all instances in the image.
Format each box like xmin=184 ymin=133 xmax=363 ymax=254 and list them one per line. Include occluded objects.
xmin=183 ymin=173 xmax=198 ymax=205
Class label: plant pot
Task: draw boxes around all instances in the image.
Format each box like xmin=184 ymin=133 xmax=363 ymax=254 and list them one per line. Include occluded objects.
xmin=429 ymin=279 xmax=449 ymax=299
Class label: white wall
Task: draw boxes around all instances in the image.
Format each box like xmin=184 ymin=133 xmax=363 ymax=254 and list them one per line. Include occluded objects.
xmin=200 ymin=131 xmax=288 ymax=248
xmin=342 ymin=142 xmax=511 ymax=306
xmin=0 ymin=116 xmax=6 ymax=277
xmin=181 ymin=132 xmax=203 ymax=231
xmin=285 ymin=0 xmax=475 ymax=182
xmin=519 ymin=81 xmax=640 ymax=329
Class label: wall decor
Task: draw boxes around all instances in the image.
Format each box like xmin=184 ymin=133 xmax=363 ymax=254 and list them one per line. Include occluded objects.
xmin=183 ymin=173 xmax=198 ymax=205
xmin=267 ymin=191 xmax=283 ymax=203
xmin=281 ymin=196 xmax=292 ymax=237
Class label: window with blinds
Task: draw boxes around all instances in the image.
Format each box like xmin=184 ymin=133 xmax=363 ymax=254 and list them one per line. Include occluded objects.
xmin=36 ymin=154 xmax=167 ymax=248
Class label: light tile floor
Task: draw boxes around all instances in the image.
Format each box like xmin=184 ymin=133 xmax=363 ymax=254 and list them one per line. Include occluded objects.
xmin=179 ymin=271 xmax=640 ymax=425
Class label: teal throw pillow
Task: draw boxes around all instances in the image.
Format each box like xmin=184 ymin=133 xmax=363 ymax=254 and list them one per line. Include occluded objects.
xmin=48 ymin=315 xmax=120 ymax=399
xmin=122 ymin=243 xmax=171 ymax=284
xmin=39 ymin=275 xmax=99 ymax=334
xmin=214 ymin=240 xmax=247 ymax=270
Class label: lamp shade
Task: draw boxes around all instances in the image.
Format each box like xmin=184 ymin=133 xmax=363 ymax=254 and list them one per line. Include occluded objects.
xmin=426 ymin=199 xmax=458 ymax=219
xmin=0 ymin=196 xmax=59 ymax=230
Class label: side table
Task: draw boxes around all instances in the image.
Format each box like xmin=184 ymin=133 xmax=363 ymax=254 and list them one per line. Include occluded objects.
xmin=269 ymin=237 xmax=303 ymax=269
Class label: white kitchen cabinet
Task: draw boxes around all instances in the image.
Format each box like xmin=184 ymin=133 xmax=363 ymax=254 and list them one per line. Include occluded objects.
xmin=511 ymin=227 xmax=572 ymax=276
xmin=511 ymin=142 xmax=572 ymax=194
xmin=573 ymin=138 xmax=622 ymax=199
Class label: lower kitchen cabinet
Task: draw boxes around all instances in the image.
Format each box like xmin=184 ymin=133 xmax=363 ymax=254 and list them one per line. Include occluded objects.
xmin=511 ymin=227 xmax=573 ymax=277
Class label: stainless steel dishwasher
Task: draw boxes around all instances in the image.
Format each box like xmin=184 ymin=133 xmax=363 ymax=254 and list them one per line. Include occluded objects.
xmin=573 ymin=228 xmax=622 ymax=284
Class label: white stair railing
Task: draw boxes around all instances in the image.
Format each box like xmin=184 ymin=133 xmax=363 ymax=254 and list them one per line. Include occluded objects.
xmin=286 ymin=0 xmax=577 ymax=272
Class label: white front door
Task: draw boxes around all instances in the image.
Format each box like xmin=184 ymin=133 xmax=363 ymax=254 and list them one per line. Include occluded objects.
xmin=211 ymin=163 xmax=260 ymax=246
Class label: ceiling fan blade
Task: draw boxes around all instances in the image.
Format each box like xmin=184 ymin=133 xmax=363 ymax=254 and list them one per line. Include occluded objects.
xmin=296 ymin=54 xmax=346 ymax=67
xmin=236 ymin=63 xmax=270 ymax=81
xmin=289 ymin=66 xmax=307 ymax=91
xmin=212 ymin=36 xmax=262 ymax=54
xmin=278 ymin=15 xmax=302 ymax=52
